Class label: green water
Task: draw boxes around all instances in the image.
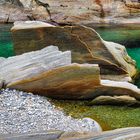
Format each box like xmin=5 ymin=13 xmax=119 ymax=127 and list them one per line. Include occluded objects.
xmin=127 ymin=48 xmax=140 ymax=69
xmin=0 ymin=24 xmax=14 ymax=58
xmin=94 ymin=26 xmax=140 ymax=69
xmin=94 ymin=26 xmax=140 ymax=46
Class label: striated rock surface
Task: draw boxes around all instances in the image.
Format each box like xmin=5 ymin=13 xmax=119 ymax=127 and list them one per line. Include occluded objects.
xmin=7 ymin=75 xmax=140 ymax=101
xmin=7 ymin=63 xmax=100 ymax=99
xmin=0 ymin=45 xmax=140 ymax=104
xmin=0 ymin=127 xmax=140 ymax=140
xmin=0 ymin=0 xmax=140 ymax=24
xmin=11 ymin=21 xmax=137 ymax=78
xmin=0 ymin=45 xmax=71 ymax=85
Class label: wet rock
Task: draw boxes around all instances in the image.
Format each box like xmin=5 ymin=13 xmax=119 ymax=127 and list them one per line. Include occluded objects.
xmin=11 ymin=21 xmax=136 ymax=78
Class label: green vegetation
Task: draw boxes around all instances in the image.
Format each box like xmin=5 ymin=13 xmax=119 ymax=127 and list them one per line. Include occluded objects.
xmin=51 ymin=100 xmax=140 ymax=131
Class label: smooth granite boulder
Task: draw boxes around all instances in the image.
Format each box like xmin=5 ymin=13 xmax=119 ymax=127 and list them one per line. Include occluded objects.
xmin=11 ymin=21 xmax=136 ymax=78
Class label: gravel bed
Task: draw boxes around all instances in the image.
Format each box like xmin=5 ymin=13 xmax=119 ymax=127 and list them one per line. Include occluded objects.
xmin=0 ymin=89 xmax=101 ymax=134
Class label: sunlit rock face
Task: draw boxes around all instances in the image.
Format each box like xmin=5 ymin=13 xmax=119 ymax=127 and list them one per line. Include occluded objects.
xmin=11 ymin=21 xmax=137 ymax=78
xmin=0 ymin=0 xmax=140 ymax=24
xmin=0 ymin=46 xmax=139 ymax=104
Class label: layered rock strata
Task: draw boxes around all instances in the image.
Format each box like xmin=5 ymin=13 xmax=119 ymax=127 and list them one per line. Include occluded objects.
xmin=0 ymin=45 xmax=71 ymax=85
xmin=11 ymin=21 xmax=137 ymax=79
xmin=0 ymin=127 xmax=140 ymax=140
xmin=0 ymin=46 xmax=140 ymax=104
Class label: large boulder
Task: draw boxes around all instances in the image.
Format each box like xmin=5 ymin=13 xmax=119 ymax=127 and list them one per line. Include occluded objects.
xmin=0 ymin=45 xmax=71 ymax=84
xmin=7 ymin=63 xmax=101 ymax=99
xmin=0 ymin=45 xmax=140 ymax=103
xmin=7 ymin=75 xmax=140 ymax=101
xmin=11 ymin=21 xmax=136 ymax=78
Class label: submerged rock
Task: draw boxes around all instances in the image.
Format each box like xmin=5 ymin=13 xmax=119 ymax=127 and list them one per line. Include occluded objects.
xmin=11 ymin=21 xmax=136 ymax=79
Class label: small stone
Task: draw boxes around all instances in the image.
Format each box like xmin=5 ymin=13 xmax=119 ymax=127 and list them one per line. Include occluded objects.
xmin=0 ymin=88 xmax=102 ymax=134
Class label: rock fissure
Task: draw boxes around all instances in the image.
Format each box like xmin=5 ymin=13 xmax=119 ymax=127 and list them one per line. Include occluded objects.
xmin=95 ymin=0 xmax=105 ymax=18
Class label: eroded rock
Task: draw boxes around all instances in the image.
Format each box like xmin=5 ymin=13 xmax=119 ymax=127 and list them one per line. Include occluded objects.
xmin=0 ymin=45 xmax=139 ymax=102
xmin=1 ymin=45 xmax=140 ymax=103
xmin=0 ymin=45 xmax=71 ymax=84
xmin=0 ymin=0 xmax=140 ymax=24
xmin=11 ymin=21 xmax=137 ymax=78
xmin=7 ymin=63 xmax=100 ymax=99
